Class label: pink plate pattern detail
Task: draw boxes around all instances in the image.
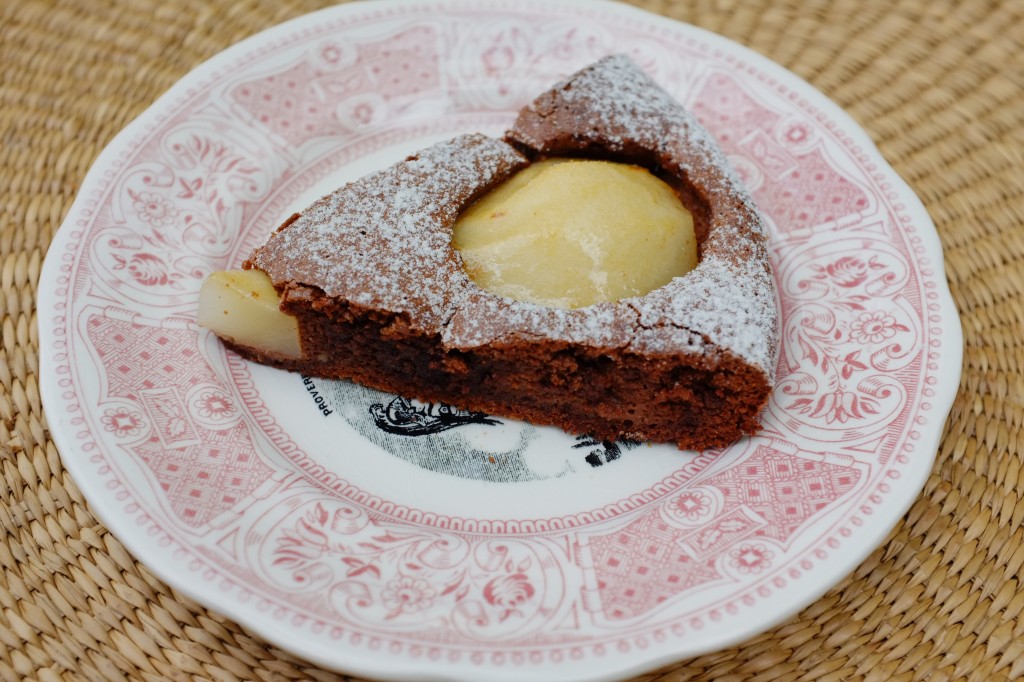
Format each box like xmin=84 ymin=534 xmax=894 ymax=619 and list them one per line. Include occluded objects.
xmin=39 ymin=2 xmax=960 ymax=681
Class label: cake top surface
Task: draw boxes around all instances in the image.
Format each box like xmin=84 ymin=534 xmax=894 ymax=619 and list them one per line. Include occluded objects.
xmin=250 ymin=55 xmax=778 ymax=377
xmin=250 ymin=133 xmax=526 ymax=331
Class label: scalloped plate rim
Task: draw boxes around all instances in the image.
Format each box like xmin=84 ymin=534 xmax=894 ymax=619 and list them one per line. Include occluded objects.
xmin=38 ymin=1 xmax=962 ymax=680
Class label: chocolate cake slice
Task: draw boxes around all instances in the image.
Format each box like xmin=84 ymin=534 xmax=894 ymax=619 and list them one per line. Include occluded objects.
xmin=203 ymin=55 xmax=778 ymax=450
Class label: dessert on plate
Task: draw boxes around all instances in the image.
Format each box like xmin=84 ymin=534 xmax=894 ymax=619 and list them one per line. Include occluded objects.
xmin=199 ymin=55 xmax=778 ymax=451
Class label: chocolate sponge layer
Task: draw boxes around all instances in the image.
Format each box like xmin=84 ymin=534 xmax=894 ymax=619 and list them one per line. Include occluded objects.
xmin=241 ymin=55 xmax=778 ymax=450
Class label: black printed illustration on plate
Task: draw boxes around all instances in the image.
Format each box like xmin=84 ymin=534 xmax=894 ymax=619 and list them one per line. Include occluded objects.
xmin=301 ymin=375 xmax=639 ymax=483
xmin=370 ymin=396 xmax=499 ymax=435
xmin=572 ymin=435 xmax=643 ymax=467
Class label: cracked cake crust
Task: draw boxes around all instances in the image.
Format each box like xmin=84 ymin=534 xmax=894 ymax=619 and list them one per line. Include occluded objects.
xmin=239 ymin=55 xmax=779 ymax=450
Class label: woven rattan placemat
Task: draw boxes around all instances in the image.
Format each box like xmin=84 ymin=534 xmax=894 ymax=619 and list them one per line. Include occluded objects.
xmin=3 ymin=0 xmax=1022 ymax=679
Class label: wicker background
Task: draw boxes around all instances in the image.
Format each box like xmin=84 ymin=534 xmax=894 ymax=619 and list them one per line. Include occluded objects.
xmin=2 ymin=0 xmax=1022 ymax=680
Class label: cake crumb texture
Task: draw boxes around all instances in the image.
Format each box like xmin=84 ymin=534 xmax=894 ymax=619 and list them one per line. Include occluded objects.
xmin=244 ymin=55 xmax=779 ymax=450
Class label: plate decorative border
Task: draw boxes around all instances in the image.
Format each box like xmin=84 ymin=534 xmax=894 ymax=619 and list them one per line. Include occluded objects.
xmin=39 ymin=1 xmax=962 ymax=681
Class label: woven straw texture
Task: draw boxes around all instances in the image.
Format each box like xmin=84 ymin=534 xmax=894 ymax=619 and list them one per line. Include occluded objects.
xmin=3 ymin=0 xmax=1022 ymax=680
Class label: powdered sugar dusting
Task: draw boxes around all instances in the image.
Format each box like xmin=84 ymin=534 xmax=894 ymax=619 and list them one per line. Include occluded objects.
xmin=251 ymin=134 xmax=528 ymax=330
xmin=251 ymin=56 xmax=777 ymax=378
xmin=504 ymin=54 xmax=778 ymax=375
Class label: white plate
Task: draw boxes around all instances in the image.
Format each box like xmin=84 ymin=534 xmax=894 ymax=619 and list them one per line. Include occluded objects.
xmin=39 ymin=1 xmax=962 ymax=680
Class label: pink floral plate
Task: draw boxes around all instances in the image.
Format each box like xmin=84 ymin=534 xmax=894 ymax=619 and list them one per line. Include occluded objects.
xmin=38 ymin=1 xmax=962 ymax=680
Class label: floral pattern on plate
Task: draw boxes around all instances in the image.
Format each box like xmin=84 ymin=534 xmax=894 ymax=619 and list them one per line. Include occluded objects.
xmin=39 ymin=1 xmax=960 ymax=680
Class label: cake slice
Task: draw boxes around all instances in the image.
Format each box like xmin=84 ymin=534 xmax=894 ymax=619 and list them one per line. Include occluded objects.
xmin=199 ymin=55 xmax=778 ymax=450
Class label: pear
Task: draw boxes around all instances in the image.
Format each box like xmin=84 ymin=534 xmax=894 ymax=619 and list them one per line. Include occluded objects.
xmin=453 ymin=159 xmax=697 ymax=309
xmin=198 ymin=269 xmax=301 ymax=358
